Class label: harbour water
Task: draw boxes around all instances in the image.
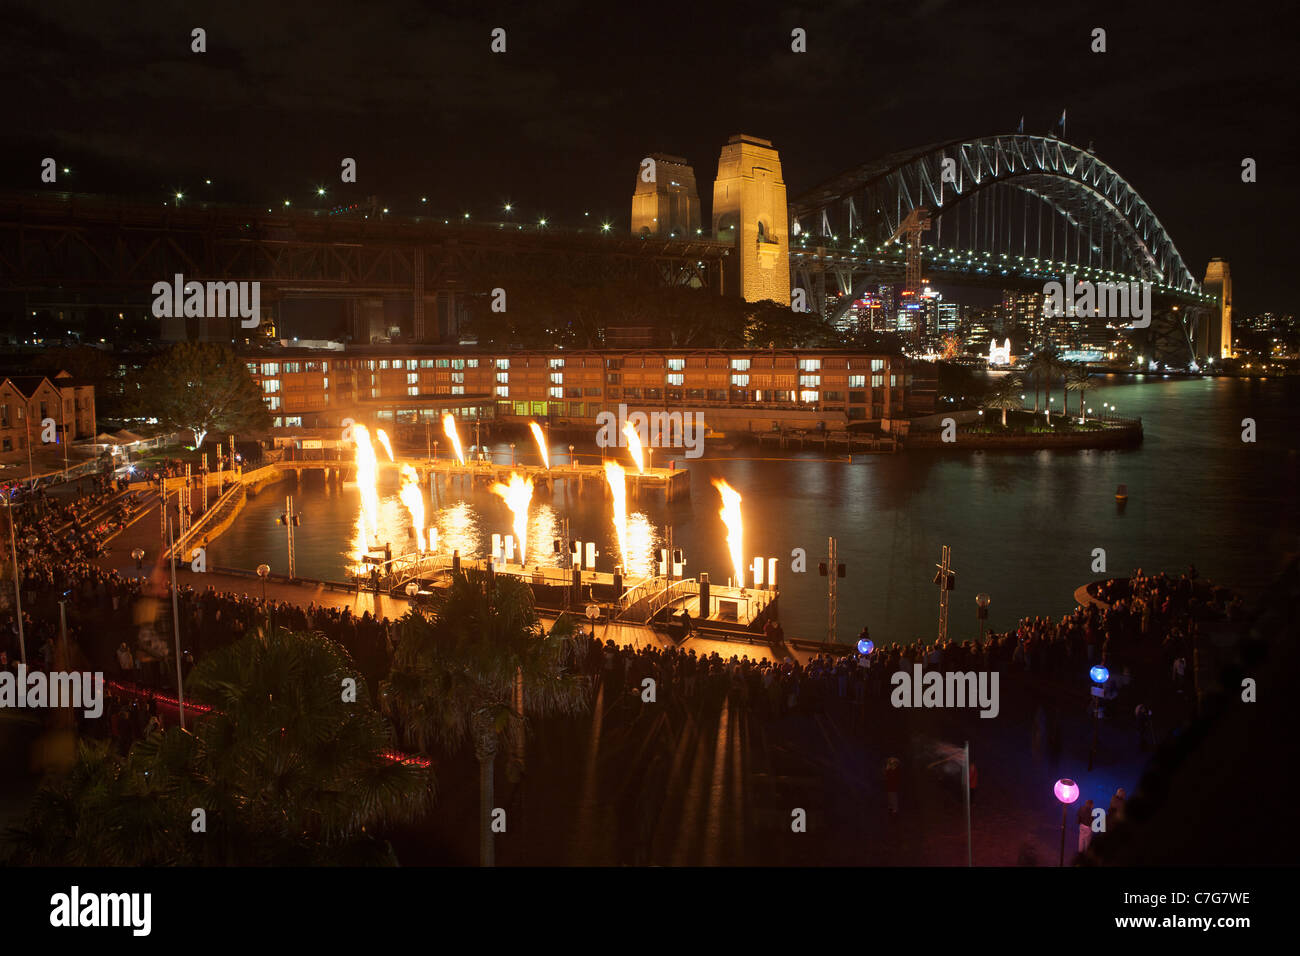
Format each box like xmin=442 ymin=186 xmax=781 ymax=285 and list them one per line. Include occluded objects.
xmin=208 ymin=376 xmax=1298 ymax=645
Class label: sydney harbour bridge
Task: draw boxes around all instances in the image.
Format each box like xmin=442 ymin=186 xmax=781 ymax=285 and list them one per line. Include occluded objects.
xmin=0 ymin=133 xmax=1227 ymax=364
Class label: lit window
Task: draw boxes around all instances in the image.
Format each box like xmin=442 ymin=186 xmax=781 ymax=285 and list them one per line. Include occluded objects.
xmin=731 ymin=374 xmax=749 ymax=387
xmin=550 ymin=372 xmax=563 ymax=384
xmin=667 ymin=358 xmax=685 ymax=371
xmin=800 ymin=390 xmax=819 ymax=404
xmin=407 ymin=373 xmax=418 ymax=384
xmin=871 ymin=359 xmax=884 ymax=372
xmin=799 ymin=374 xmax=820 ymax=387
xmin=549 ymin=386 xmax=563 ymax=399
xmin=496 ymin=358 xmax=509 ymax=369
xmin=871 ymin=374 xmax=884 ymax=388
xmin=849 ymin=375 xmax=866 ymax=388
xmin=496 ymin=385 xmax=509 ymax=397
xmin=798 ymin=358 xmax=821 ymax=371
xmin=730 ymin=358 xmax=750 ymax=371
xmin=451 ymin=385 xmax=464 ymax=395
xmin=666 ymin=373 xmax=684 ymax=386
xmin=408 ymin=386 xmax=419 ymax=396
xmin=262 ymin=380 xmax=280 ymax=394
xmin=549 ymin=358 xmax=565 ymax=368
xmin=496 ymin=371 xmax=509 ymax=384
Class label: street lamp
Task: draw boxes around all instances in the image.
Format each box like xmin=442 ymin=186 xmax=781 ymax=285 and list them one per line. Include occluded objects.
xmin=569 ymin=444 xmax=575 ymax=468
xmin=1088 ymin=665 xmax=1110 ymax=770
xmin=1054 ymin=778 xmax=1080 ymax=866
xmin=257 ymin=564 xmax=270 ymax=604
xmin=975 ymin=592 xmax=990 ymax=642
xmin=405 ymin=582 xmax=419 ymax=599
xmin=132 ymin=547 xmax=145 ymax=570
xmin=509 ymin=442 xmax=515 ymax=466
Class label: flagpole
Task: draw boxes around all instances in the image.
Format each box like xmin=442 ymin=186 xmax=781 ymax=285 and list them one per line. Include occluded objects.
xmin=964 ymin=741 xmax=972 ymax=867
xmin=5 ymin=497 xmax=25 ymax=665
xmin=167 ymin=516 xmax=186 ymax=730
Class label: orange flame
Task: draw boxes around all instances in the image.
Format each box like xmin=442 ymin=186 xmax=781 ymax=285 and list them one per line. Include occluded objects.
xmin=352 ymin=424 xmax=380 ymax=545
xmin=712 ymin=478 xmax=745 ymax=588
xmin=491 ymin=472 xmax=534 ymax=565
xmin=623 ymin=421 xmax=645 ymax=474
xmin=528 ymin=421 xmax=549 ymax=469
xmin=398 ymin=464 xmax=426 ymax=552
xmin=375 ymin=428 xmax=395 ymax=462
xmin=442 ymin=413 xmax=466 ymax=466
xmin=604 ymin=461 xmax=628 ymax=563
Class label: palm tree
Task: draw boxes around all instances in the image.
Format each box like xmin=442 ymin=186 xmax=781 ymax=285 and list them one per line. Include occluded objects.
xmin=1066 ymin=366 xmax=1093 ymax=421
xmin=981 ymin=374 xmax=1024 ymax=427
xmin=1026 ymin=353 xmax=1051 ymax=412
xmin=382 ymin=569 xmax=590 ymax=866
xmin=4 ymin=630 xmax=434 ymax=865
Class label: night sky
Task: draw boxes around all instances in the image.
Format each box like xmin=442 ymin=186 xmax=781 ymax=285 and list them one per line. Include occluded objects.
xmin=3 ymin=0 xmax=1295 ymax=314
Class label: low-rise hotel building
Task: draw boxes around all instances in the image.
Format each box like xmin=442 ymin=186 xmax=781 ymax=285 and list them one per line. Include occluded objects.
xmin=241 ymin=346 xmax=910 ymax=436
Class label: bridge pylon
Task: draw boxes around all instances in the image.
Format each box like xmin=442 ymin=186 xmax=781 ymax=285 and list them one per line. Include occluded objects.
xmin=711 ymin=134 xmax=790 ymax=305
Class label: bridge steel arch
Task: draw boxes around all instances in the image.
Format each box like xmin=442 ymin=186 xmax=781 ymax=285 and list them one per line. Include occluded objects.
xmin=790 ymin=134 xmax=1199 ymax=295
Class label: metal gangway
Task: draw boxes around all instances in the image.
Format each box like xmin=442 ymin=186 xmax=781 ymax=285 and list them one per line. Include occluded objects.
xmin=616 ymin=576 xmax=699 ymax=624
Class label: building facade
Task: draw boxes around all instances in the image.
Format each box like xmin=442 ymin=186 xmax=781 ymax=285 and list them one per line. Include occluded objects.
xmin=241 ymin=347 xmax=908 ymax=435
xmin=0 ymin=373 xmax=96 ymax=457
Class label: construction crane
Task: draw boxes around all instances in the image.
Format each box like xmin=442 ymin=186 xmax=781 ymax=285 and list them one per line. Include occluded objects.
xmin=889 ymin=207 xmax=932 ymax=345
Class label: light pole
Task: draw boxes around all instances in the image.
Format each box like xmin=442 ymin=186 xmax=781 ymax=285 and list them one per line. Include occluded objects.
xmin=166 ymin=516 xmax=186 ymax=729
xmin=257 ymin=563 xmax=270 ymax=604
xmin=569 ymin=444 xmax=575 ymax=468
xmin=4 ymin=496 xmax=26 ymax=664
xmin=132 ymin=547 xmax=145 ymax=571
xmin=1054 ymin=778 xmax=1080 ymax=866
xmin=975 ymin=592 xmax=990 ymax=642
xmin=509 ymin=442 xmax=515 ymax=466
xmin=1088 ymin=664 xmax=1109 ymax=771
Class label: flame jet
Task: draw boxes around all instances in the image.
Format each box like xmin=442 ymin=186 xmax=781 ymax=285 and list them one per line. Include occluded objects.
xmin=398 ymin=464 xmax=426 ymax=551
xmin=529 ymin=421 xmax=550 ymax=469
xmin=375 ymin=428 xmax=395 ymax=462
xmin=712 ymin=478 xmax=745 ymax=588
xmin=352 ymin=424 xmax=381 ymax=544
xmin=491 ymin=472 xmax=534 ymax=565
xmin=623 ymin=422 xmax=646 ymax=474
xmin=442 ymin=413 xmax=466 ymax=466
xmin=604 ymin=461 xmax=628 ymax=565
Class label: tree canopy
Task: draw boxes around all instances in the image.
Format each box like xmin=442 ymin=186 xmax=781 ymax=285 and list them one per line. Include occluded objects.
xmin=129 ymin=342 xmax=270 ymax=446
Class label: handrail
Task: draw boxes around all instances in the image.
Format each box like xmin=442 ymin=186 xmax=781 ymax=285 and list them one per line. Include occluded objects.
xmin=167 ymin=480 xmax=245 ymax=559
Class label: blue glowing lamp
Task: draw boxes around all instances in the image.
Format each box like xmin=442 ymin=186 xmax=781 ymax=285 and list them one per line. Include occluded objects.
xmin=857 ymin=639 xmax=874 ymax=655
xmin=1090 ymin=665 xmax=1110 ymax=684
